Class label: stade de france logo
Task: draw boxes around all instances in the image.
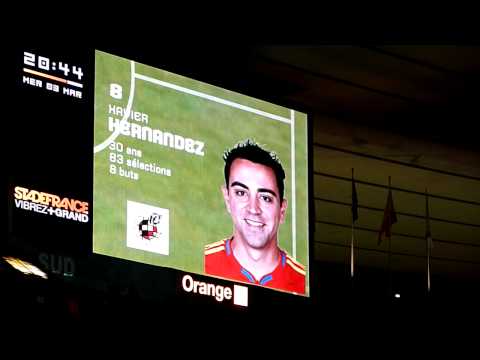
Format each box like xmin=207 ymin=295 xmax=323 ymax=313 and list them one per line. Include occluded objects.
xmin=138 ymin=213 xmax=161 ymax=240
xmin=126 ymin=200 xmax=169 ymax=255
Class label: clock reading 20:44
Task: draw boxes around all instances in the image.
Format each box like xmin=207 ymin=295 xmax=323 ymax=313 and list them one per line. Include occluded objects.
xmin=24 ymin=52 xmax=84 ymax=80
xmin=23 ymin=51 xmax=84 ymax=98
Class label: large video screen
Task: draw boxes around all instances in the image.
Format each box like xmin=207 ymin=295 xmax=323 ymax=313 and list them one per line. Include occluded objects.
xmin=93 ymin=50 xmax=310 ymax=296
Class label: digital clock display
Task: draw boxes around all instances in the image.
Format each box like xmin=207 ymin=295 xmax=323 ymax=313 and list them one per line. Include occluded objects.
xmin=24 ymin=52 xmax=84 ymax=80
xmin=22 ymin=51 xmax=84 ymax=98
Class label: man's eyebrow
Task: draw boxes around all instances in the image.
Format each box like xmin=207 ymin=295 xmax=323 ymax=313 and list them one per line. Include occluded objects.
xmin=230 ymin=181 xmax=278 ymax=198
xmin=231 ymin=181 xmax=249 ymax=190
xmin=258 ymin=188 xmax=278 ymax=198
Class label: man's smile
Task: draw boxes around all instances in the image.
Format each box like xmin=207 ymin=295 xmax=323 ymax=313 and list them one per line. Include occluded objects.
xmin=244 ymin=218 xmax=265 ymax=227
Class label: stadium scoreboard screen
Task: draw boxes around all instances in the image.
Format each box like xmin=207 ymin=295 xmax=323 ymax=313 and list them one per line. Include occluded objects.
xmin=6 ymin=46 xmax=312 ymax=306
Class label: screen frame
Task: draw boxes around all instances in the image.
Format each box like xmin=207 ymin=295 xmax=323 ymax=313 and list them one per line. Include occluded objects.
xmin=92 ymin=47 xmax=314 ymax=298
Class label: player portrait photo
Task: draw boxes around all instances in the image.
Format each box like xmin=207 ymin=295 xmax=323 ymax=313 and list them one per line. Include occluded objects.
xmin=205 ymin=139 xmax=306 ymax=294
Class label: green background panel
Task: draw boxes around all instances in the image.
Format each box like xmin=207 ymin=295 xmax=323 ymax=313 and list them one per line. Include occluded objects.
xmin=93 ymin=50 xmax=309 ymax=294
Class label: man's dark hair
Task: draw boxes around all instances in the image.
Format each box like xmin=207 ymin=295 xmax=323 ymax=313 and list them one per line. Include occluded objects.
xmin=223 ymin=139 xmax=286 ymax=200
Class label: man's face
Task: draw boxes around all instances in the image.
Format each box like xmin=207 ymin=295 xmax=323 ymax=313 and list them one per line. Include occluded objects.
xmin=223 ymin=158 xmax=287 ymax=250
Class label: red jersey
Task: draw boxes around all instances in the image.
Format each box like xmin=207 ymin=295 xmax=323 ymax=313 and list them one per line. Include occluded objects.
xmin=204 ymin=238 xmax=306 ymax=295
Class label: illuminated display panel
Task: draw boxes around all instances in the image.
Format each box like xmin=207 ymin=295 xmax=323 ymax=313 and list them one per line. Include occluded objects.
xmin=92 ymin=50 xmax=310 ymax=296
xmin=7 ymin=47 xmax=93 ymax=257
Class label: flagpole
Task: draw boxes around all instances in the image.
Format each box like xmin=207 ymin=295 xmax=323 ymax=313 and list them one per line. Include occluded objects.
xmin=351 ymin=223 xmax=354 ymax=278
xmin=351 ymin=168 xmax=355 ymax=279
xmin=426 ymin=188 xmax=431 ymax=293
xmin=388 ymin=234 xmax=392 ymax=299
xmin=387 ymin=176 xmax=392 ymax=299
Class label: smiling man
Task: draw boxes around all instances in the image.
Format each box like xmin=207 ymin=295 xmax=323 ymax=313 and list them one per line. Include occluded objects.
xmin=204 ymin=139 xmax=305 ymax=294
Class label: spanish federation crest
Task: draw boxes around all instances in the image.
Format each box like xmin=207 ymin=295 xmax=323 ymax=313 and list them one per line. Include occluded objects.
xmin=126 ymin=200 xmax=169 ymax=255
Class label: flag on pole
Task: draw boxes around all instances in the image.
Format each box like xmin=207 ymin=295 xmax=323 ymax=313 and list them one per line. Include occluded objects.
xmin=351 ymin=169 xmax=358 ymax=278
xmin=425 ymin=188 xmax=433 ymax=292
xmin=378 ymin=178 xmax=397 ymax=245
